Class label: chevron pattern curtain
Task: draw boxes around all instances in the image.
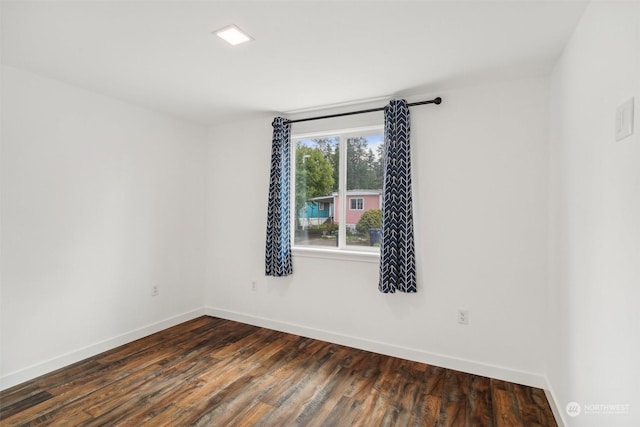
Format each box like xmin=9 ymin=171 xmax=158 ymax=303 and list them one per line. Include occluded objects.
xmin=265 ymin=117 xmax=293 ymax=277
xmin=379 ymin=100 xmax=417 ymax=293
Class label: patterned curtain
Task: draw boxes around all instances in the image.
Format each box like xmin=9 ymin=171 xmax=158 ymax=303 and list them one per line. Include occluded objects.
xmin=265 ymin=117 xmax=293 ymax=277
xmin=379 ymin=100 xmax=417 ymax=293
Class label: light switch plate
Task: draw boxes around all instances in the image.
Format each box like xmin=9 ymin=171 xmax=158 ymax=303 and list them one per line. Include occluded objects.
xmin=615 ymin=97 xmax=634 ymax=142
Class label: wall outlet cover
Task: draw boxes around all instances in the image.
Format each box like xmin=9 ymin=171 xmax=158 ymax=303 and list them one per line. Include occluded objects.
xmin=457 ymin=309 xmax=469 ymax=325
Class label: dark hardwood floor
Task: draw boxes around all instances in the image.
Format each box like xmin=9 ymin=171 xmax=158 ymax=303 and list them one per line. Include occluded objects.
xmin=0 ymin=316 xmax=557 ymax=426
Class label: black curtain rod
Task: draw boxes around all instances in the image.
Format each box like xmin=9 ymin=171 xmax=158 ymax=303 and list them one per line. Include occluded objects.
xmin=286 ymin=97 xmax=442 ymax=124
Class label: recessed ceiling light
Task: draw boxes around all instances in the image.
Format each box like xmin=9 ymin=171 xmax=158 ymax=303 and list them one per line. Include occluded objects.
xmin=214 ymin=25 xmax=253 ymax=46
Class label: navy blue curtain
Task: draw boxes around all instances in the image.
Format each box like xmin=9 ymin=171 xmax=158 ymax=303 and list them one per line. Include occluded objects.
xmin=265 ymin=117 xmax=293 ymax=277
xmin=379 ymin=100 xmax=417 ymax=293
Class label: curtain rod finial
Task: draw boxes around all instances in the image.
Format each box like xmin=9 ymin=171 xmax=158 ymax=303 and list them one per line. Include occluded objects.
xmin=434 ymin=97 xmax=442 ymax=105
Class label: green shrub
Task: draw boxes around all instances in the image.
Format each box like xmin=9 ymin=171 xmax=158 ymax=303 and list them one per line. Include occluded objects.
xmin=308 ymin=222 xmax=337 ymax=231
xmin=356 ymin=209 xmax=382 ymax=234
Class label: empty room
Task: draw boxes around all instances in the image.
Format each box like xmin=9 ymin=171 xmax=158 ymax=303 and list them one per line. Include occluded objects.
xmin=1 ymin=1 xmax=638 ymax=426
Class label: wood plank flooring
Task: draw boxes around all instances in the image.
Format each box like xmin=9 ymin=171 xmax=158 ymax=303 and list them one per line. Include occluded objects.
xmin=0 ymin=316 xmax=557 ymax=426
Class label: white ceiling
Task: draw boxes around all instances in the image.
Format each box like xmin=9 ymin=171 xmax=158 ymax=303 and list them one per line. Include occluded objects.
xmin=1 ymin=1 xmax=588 ymax=126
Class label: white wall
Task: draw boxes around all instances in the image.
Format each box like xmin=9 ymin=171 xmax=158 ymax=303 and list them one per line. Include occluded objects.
xmin=0 ymin=66 xmax=207 ymax=388
xmin=206 ymin=77 xmax=550 ymax=386
xmin=0 ymin=6 xmax=4 ymax=393
xmin=548 ymin=2 xmax=640 ymax=427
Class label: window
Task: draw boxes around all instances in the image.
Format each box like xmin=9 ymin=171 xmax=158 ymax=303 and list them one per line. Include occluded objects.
xmin=349 ymin=198 xmax=364 ymax=210
xmin=292 ymin=126 xmax=383 ymax=253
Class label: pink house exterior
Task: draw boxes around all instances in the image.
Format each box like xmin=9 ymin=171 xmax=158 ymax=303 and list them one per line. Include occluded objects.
xmin=303 ymin=190 xmax=382 ymax=230
xmin=334 ymin=190 xmax=382 ymax=230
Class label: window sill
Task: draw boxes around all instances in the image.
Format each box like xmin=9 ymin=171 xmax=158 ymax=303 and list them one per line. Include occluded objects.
xmin=292 ymin=247 xmax=380 ymax=264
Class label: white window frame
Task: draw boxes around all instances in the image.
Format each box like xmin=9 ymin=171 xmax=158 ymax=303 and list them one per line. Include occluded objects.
xmin=318 ymin=202 xmax=325 ymax=210
xmin=291 ymin=125 xmax=383 ymax=262
xmin=349 ymin=198 xmax=364 ymax=210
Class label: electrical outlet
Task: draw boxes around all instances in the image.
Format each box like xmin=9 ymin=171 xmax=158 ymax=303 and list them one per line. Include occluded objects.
xmin=457 ymin=309 xmax=469 ymax=325
xmin=251 ymin=280 xmax=257 ymax=291
xmin=152 ymin=285 xmax=159 ymax=296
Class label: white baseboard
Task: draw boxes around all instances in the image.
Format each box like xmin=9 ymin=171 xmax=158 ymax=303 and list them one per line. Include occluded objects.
xmin=2 ymin=306 xmax=549 ymax=396
xmin=544 ymin=378 xmax=567 ymax=427
xmin=205 ymin=306 xmax=547 ymax=389
xmin=0 ymin=308 xmax=207 ymax=391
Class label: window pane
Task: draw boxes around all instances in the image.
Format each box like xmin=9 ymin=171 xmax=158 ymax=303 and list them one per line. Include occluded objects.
xmin=346 ymin=134 xmax=384 ymax=247
xmin=294 ymin=137 xmax=339 ymax=247
xmin=349 ymin=198 xmax=364 ymax=210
